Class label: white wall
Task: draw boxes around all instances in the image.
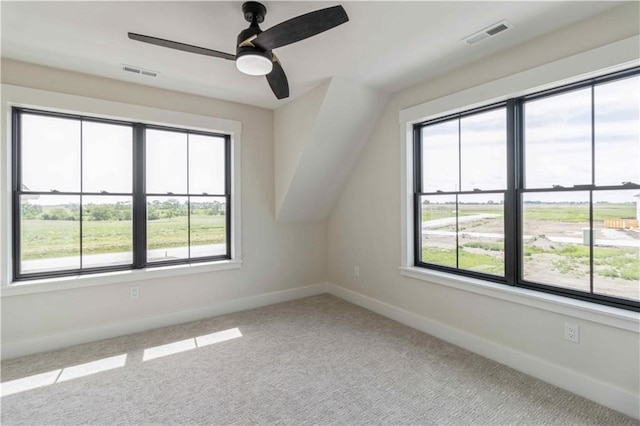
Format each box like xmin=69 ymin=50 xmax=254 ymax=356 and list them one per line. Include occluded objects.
xmin=0 ymin=59 xmax=326 ymax=352
xmin=274 ymin=81 xmax=329 ymax=218
xmin=327 ymin=2 xmax=640 ymax=417
xmin=275 ymin=77 xmax=387 ymax=223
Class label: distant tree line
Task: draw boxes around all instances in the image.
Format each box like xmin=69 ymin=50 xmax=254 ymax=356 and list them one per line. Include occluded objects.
xmin=22 ymin=199 xmax=225 ymax=221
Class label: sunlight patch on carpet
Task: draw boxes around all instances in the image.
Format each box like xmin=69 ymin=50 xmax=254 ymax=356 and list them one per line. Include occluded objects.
xmin=143 ymin=327 xmax=242 ymax=361
xmin=1 ymin=354 xmax=127 ymax=397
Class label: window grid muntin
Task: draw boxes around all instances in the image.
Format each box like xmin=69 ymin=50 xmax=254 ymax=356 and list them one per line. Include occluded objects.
xmin=414 ymin=66 xmax=640 ymax=311
xmin=12 ymin=107 xmax=231 ymax=281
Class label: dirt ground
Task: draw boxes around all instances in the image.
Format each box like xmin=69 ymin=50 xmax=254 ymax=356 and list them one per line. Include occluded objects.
xmin=423 ymin=217 xmax=640 ymax=301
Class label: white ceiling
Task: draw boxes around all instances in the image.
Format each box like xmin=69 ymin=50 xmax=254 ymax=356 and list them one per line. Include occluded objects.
xmin=1 ymin=1 xmax=624 ymax=109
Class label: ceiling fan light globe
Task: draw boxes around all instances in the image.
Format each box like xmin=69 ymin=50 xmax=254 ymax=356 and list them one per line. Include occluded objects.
xmin=236 ymin=53 xmax=273 ymax=76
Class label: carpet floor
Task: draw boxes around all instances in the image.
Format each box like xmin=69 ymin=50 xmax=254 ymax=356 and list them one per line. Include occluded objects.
xmin=1 ymin=294 xmax=636 ymax=425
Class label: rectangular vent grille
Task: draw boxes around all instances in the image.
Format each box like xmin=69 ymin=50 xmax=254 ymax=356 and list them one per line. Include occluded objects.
xmin=123 ymin=66 xmax=140 ymax=74
xmin=486 ymin=23 xmax=509 ymax=36
xmin=463 ymin=20 xmax=512 ymax=45
xmin=122 ymin=65 xmax=158 ymax=78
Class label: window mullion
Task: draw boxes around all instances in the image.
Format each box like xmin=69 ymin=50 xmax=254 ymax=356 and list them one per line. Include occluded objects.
xmin=456 ymin=118 xmax=461 ymax=269
xmin=589 ymin=84 xmax=595 ymax=295
xmin=413 ymin=127 xmax=422 ymax=265
xmin=133 ymin=123 xmax=147 ymax=268
xmin=79 ymin=120 xmax=84 ymax=270
xmin=504 ymin=99 xmax=519 ymax=285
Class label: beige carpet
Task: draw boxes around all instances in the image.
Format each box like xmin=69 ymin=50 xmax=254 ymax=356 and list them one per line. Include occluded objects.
xmin=1 ymin=294 xmax=636 ymax=425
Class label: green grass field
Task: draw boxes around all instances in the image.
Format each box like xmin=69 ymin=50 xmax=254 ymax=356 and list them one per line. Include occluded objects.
xmin=524 ymin=244 xmax=639 ymax=281
xmin=421 ymin=247 xmax=504 ymax=275
xmin=21 ymin=215 xmax=226 ymax=260
xmin=422 ymin=203 xmax=635 ymax=222
xmin=421 ymin=203 xmax=503 ymax=221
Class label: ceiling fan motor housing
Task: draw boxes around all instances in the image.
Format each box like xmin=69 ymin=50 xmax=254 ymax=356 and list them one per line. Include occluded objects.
xmin=242 ymin=2 xmax=267 ymax=23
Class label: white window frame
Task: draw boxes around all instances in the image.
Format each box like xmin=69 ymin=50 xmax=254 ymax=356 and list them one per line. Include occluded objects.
xmin=399 ymin=35 xmax=640 ymax=330
xmin=1 ymin=84 xmax=242 ymax=296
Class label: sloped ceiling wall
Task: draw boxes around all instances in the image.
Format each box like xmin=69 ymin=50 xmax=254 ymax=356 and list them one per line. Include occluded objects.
xmin=274 ymin=78 xmax=388 ymax=222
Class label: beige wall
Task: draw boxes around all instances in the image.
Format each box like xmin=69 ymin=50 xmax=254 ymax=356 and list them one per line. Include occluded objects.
xmin=327 ymin=2 xmax=640 ymax=397
xmin=1 ymin=59 xmax=326 ymax=342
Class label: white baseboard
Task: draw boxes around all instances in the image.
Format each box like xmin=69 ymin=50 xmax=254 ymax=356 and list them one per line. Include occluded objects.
xmin=326 ymin=282 xmax=640 ymax=420
xmin=1 ymin=283 xmax=327 ymax=360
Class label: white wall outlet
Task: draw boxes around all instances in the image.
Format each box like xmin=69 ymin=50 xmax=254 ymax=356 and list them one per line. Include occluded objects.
xmin=354 ymin=266 xmax=360 ymax=278
xmin=564 ymin=322 xmax=579 ymax=343
xmin=129 ymin=286 xmax=140 ymax=300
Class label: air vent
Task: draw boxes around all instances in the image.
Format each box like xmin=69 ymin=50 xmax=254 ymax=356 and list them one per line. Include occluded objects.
xmin=122 ymin=64 xmax=159 ymax=78
xmin=463 ymin=20 xmax=512 ymax=46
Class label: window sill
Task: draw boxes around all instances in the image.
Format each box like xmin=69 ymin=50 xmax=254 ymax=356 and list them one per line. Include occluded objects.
xmin=1 ymin=260 xmax=243 ymax=297
xmin=399 ymin=266 xmax=640 ymax=333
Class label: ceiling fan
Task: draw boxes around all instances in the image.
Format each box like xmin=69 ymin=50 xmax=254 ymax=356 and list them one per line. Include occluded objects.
xmin=128 ymin=2 xmax=349 ymax=100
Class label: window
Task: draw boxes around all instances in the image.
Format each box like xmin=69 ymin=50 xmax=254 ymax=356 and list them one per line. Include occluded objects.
xmin=416 ymin=105 xmax=507 ymax=278
xmin=414 ymin=68 xmax=640 ymax=311
xmin=12 ymin=108 xmax=231 ymax=280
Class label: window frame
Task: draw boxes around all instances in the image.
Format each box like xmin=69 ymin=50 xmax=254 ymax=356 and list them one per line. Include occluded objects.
xmin=412 ymin=67 xmax=640 ymax=312
xmin=12 ymin=107 xmax=232 ymax=281
xmin=1 ymin=84 xmax=242 ymax=292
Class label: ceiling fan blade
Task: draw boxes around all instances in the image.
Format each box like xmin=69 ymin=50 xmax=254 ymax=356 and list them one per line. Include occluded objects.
xmin=128 ymin=32 xmax=235 ymax=61
xmin=252 ymin=5 xmax=348 ymax=51
xmin=266 ymin=58 xmax=289 ymax=99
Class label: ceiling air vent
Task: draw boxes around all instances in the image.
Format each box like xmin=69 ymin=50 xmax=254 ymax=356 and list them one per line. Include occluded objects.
xmin=122 ymin=64 xmax=158 ymax=78
xmin=463 ymin=20 xmax=512 ymax=46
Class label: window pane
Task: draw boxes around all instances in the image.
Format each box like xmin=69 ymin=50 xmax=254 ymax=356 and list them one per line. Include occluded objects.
xmin=83 ymin=121 xmax=133 ymax=193
xmin=522 ymin=192 xmax=590 ymax=292
xmin=458 ymin=194 xmax=504 ymax=276
xmin=420 ymin=194 xmax=456 ymax=267
xmin=20 ymin=195 xmax=80 ymax=274
xmin=460 ymin=109 xmax=506 ymax=191
xmin=147 ymin=197 xmax=188 ymax=262
xmin=21 ymin=114 xmax=80 ymax=192
xmin=421 ymin=120 xmax=459 ymax=192
xmin=189 ymin=135 xmax=226 ymax=195
xmin=190 ymin=196 xmax=227 ymax=257
xmin=524 ymin=88 xmax=592 ymax=188
xmin=146 ymin=129 xmax=187 ymax=194
xmin=592 ymin=190 xmax=640 ymax=301
xmin=82 ymin=196 xmax=133 ymax=268
xmin=594 ymin=76 xmax=640 ymax=187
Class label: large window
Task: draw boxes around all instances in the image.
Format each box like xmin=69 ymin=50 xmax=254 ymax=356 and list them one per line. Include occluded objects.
xmin=12 ymin=108 xmax=231 ymax=280
xmin=414 ymin=68 xmax=640 ymax=311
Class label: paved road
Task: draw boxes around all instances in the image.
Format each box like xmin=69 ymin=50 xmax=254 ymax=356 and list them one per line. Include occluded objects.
xmin=423 ymin=230 xmax=639 ymax=248
xmin=422 ymin=214 xmax=639 ymax=248
xmin=21 ymin=244 xmax=227 ymax=274
xmin=422 ymin=214 xmax=500 ymax=229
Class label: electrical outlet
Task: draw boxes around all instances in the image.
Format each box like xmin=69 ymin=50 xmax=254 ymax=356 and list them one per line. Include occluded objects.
xmin=130 ymin=286 xmax=140 ymax=300
xmin=564 ymin=322 xmax=579 ymax=343
xmin=354 ymin=266 xmax=360 ymax=278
